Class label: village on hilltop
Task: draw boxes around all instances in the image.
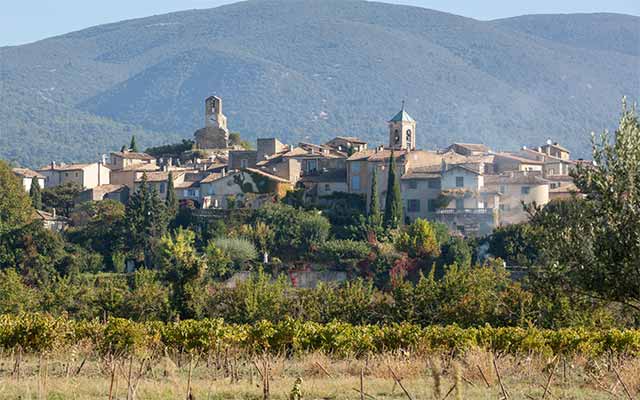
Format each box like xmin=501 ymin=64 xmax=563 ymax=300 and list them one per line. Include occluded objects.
xmin=13 ymin=95 xmax=583 ymax=236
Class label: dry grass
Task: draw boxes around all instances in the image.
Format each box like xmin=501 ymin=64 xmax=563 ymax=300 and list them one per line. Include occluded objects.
xmin=0 ymin=350 xmax=638 ymax=399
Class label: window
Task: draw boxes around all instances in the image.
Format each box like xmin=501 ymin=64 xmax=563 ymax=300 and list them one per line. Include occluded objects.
xmin=406 ymin=129 xmax=412 ymax=145
xmin=394 ymin=129 xmax=400 ymax=144
xmin=307 ymin=159 xmax=318 ymax=172
xmin=408 ymin=180 xmax=417 ymax=189
xmin=428 ymin=179 xmax=441 ymax=189
xmin=427 ymin=199 xmax=437 ymax=212
xmin=65 ymin=173 xmax=69 ymax=177
xmin=75 ymin=172 xmax=79 ymax=177
xmin=159 ymin=183 xmax=166 ymax=194
xmin=187 ymin=189 xmax=197 ymax=197
xmin=455 ymin=198 xmax=464 ymax=210
xmin=351 ymin=162 xmax=361 ymax=173
xmin=324 ymin=184 xmax=330 ymax=192
xmin=455 ymin=176 xmax=464 ymax=187
xmin=407 ymin=199 xmax=420 ymax=212
xmin=500 ymin=185 xmax=507 ymax=194
xmin=240 ymin=159 xmax=248 ymax=169
xmin=521 ymin=186 xmax=531 ymax=195
xmin=351 ymin=176 xmax=361 ymax=191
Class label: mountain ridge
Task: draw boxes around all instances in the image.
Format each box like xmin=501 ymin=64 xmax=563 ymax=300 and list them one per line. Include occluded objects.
xmin=1 ymin=0 xmax=638 ymax=167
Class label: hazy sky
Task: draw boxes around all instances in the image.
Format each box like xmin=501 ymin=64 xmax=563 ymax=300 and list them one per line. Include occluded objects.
xmin=2 ymin=0 xmax=639 ymax=46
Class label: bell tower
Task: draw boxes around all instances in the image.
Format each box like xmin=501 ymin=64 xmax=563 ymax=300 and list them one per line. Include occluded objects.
xmin=205 ymin=96 xmax=228 ymax=131
xmin=388 ymin=101 xmax=416 ymax=151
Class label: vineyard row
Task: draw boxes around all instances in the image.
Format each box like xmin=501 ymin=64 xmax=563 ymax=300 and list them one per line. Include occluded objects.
xmin=1 ymin=314 xmax=639 ymax=358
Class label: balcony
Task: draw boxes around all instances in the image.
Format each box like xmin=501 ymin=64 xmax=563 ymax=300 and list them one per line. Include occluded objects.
xmin=435 ymin=208 xmax=495 ymax=215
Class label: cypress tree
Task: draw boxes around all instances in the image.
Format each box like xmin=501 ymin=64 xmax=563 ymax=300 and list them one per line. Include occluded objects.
xmin=166 ymin=171 xmax=178 ymax=217
xmin=383 ymin=150 xmax=403 ymax=229
xmin=29 ymin=177 xmax=42 ymax=210
xmin=369 ymin=168 xmax=382 ymax=227
xmin=130 ymin=135 xmax=138 ymax=152
xmin=124 ymin=173 xmax=168 ymax=266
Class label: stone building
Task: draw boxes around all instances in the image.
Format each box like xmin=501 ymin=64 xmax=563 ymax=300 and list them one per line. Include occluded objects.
xmin=12 ymin=168 xmax=45 ymax=192
xmin=194 ymin=96 xmax=230 ymax=150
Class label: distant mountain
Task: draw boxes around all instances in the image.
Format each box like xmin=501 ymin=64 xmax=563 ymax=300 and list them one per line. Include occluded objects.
xmin=1 ymin=0 xmax=638 ymax=167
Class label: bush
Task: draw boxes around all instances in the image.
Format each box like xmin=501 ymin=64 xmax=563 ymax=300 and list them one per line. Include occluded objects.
xmin=212 ymin=237 xmax=257 ymax=268
xmin=316 ymin=240 xmax=371 ymax=266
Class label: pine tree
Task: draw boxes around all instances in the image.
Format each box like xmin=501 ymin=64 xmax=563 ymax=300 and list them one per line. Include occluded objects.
xmin=129 ymin=135 xmax=138 ymax=152
xmin=29 ymin=178 xmax=42 ymax=210
xmin=124 ymin=173 xmax=168 ymax=266
xmin=165 ymin=171 xmax=178 ymax=217
xmin=383 ymin=150 xmax=403 ymax=229
xmin=369 ymin=168 xmax=382 ymax=227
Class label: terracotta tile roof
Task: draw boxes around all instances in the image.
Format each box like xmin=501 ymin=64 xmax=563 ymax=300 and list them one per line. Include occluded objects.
xmin=300 ymin=170 xmax=347 ymax=183
xmin=347 ymin=149 xmax=376 ymax=161
xmin=38 ymin=163 xmax=93 ymax=172
xmin=199 ymin=172 xmax=224 ymax=184
xmin=330 ymin=136 xmax=367 ymax=144
xmin=110 ymin=151 xmax=155 ymax=161
xmin=90 ymin=184 xmax=127 ymax=194
xmin=135 ymin=171 xmax=184 ymax=183
xmin=484 ymin=174 xmax=549 ymax=185
xmin=450 ymin=143 xmax=491 ymax=153
xmin=12 ymin=168 xmax=45 ymax=179
xmin=117 ymin=163 xmax=160 ymax=172
xmin=244 ymin=168 xmax=291 ymax=184
xmin=445 ymin=164 xmax=482 ymax=175
xmin=175 ymin=181 xmax=201 ymax=189
xmin=495 ymin=152 xmax=544 ymax=164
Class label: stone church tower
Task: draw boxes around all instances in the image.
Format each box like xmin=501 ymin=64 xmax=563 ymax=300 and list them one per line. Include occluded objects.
xmin=194 ymin=96 xmax=229 ymax=149
xmin=388 ymin=103 xmax=416 ymax=151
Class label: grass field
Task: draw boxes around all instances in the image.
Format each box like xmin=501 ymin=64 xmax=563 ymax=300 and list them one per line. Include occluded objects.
xmin=1 ymin=351 xmax=637 ymax=399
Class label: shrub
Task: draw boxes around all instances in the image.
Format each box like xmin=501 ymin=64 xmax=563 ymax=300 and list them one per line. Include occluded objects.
xmin=316 ymin=240 xmax=371 ymax=266
xmin=212 ymin=237 xmax=257 ymax=268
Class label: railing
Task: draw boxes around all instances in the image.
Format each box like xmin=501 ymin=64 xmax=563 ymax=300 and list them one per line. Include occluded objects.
xmin=435 ymin=208 xmax=494 ymax=215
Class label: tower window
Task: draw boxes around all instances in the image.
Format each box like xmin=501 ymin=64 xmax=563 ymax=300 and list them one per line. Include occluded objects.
xmin=394 ymin=129 xmax=400 ymax=144
xmin=406 ymin=129 xmax=412 ymax=145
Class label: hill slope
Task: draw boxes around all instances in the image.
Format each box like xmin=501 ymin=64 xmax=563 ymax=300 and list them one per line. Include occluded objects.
xmin=1 ymin=0 xmax=638 ymax=166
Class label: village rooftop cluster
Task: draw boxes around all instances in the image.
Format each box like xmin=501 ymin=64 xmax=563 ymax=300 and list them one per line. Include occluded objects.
xmin=13 ymin=96 xmax=583 ymax=236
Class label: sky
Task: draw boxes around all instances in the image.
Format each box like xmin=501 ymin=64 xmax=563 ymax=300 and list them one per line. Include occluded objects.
xmin=2 ymin=0 xmax=639 ymax=47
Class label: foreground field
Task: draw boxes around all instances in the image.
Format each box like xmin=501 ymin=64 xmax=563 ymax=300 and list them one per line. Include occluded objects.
xmin=1 ymin=314 xmax=639 ymax=399
xmin=0 ymin=352 xmax=638 ymax=399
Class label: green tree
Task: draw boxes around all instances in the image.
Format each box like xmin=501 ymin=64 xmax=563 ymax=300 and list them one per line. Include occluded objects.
xmin=42 ymin=183 xmax=82 ymax=217
xmin=369 ymin=168 xmax=382 ymax=227
xmin=0 ymin=160 xmax=33 ymax=235
xmin=123 ymin=173 xmax=168 ymax=265
xmin=383 ymin=150 xmax=402 ymax=229
xmin=158 ymin=228 xmax=207 ymax=318
xmin=29 ymin=178 xmax=42 ymax=210
xmin=125 ymin=269 xmax=170 ymax=321
xmin=395 ymin=218 xmax=441 ymax=259
xmin=165 ymin=171 xmax=178 ymax=218
xmin=204 ymin=242 xmax=232 ymax=279
xmin=129 ymin=135 xmax=138 ymax=152
xmin=67 ymin=200 xmax=126 ymax=269
xmin=530 ymin=102 xmax=640 ymax=311
xmin=0 ymin=269 xmax=39 ymax=314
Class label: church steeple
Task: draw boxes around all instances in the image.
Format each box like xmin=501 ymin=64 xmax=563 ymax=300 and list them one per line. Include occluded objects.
xmin=388 ymin=102 xmax=416 ymax=150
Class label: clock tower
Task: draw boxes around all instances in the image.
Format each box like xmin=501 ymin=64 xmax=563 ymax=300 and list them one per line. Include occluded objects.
xmin=194 ymin=95 xmax=230 ymax=149
xmin=205 ymin=96 xmax=228 ymax=131
xmin=388 ymin=102 xmax=416 ymax=151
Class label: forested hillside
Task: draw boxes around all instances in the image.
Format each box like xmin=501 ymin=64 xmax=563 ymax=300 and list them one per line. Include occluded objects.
xmin=1 ymin=0 xmax=638 ymax=166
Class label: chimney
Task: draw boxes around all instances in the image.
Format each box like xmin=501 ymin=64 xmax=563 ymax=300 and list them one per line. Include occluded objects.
xmin=52 ymin=208 xmax=56 ymax=219
xmin=51 ymin=161 xmax=56 ymax=169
